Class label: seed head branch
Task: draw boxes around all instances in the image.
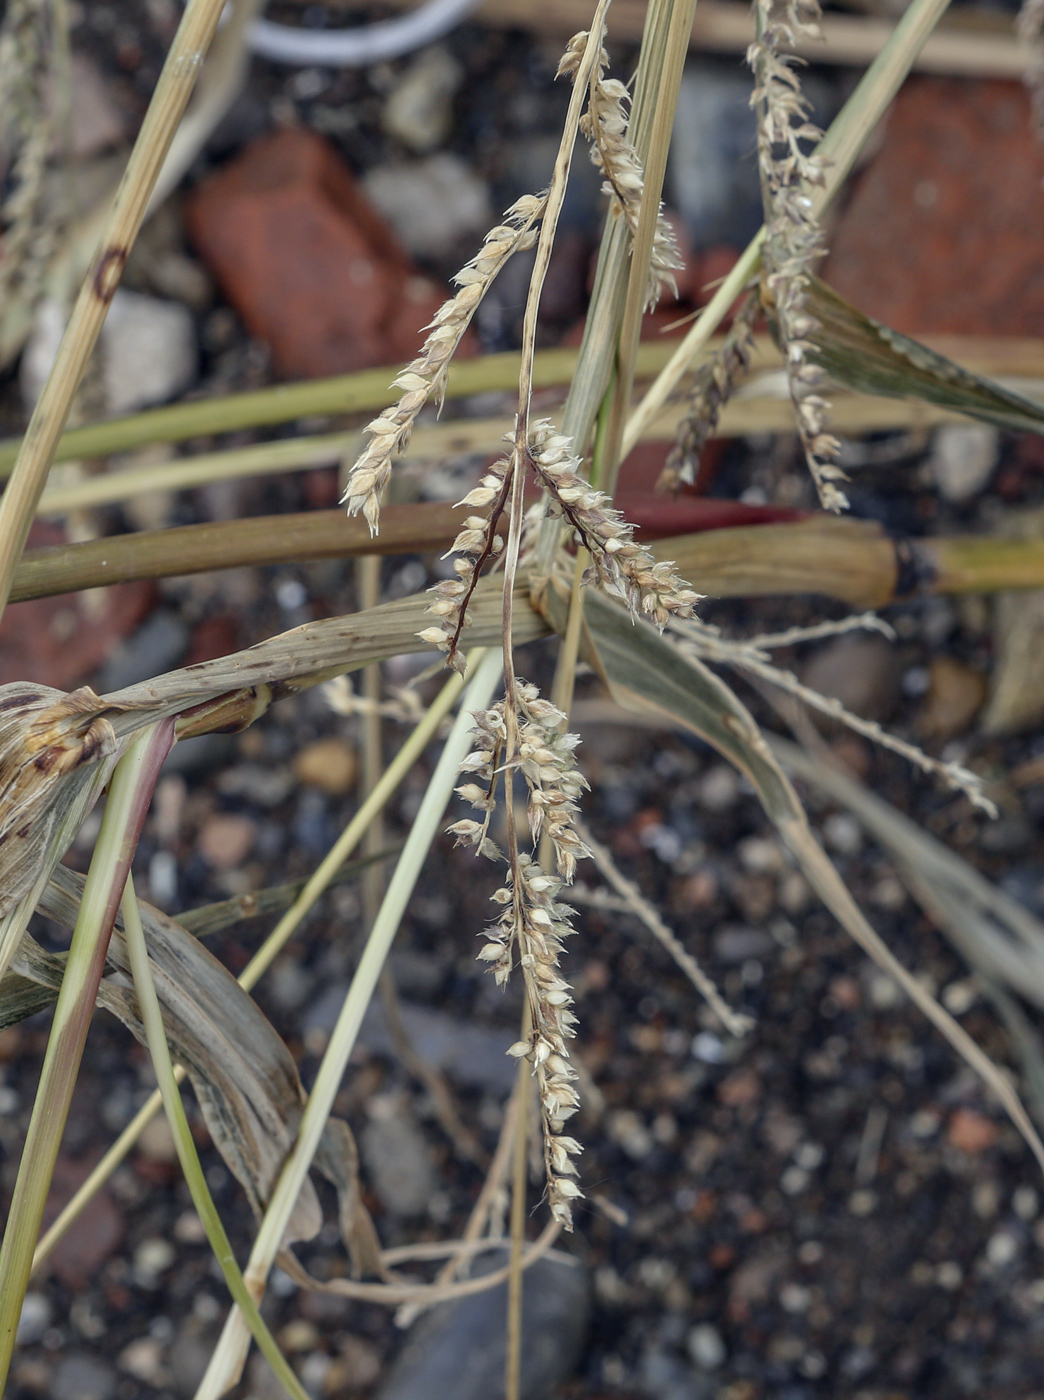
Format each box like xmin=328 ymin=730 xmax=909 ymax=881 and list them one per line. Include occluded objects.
xmin=748 ymin=0 xmax=846 ymax=511
xmin=660 ymin=286 xmax=761 ymax=492
xmin=449 ymin=684 xmax=589 ymax=1226
xmin=340 ymin=193 xmax=545 ymax=535
xmin=560 ymin=29 xmax=683 ymax=309
xmin=529 ymin=419 xmax=700 ymax=629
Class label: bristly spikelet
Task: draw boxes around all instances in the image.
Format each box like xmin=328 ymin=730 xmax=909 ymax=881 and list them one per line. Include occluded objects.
xmin=560 ymin=28 xmax=683 ymax=309
xmin=340 ymin=195 xmax=545 ymax=535
xmin=748 ymin=0 xmax=847 ymax=511
xmin=528 ymin=419 xmax=701 ymax=628
xmin=660 ymin=287 xmax=761 ymax=492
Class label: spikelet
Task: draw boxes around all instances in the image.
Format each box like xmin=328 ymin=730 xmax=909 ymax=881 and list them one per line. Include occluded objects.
xmin=561 ymin=28 xmax=682 ymax=309
xmin=340 ymin=195 xmax=545 ymax=535
xmin=660 ymin=286 xmax=760 ymax=492
xmin=528 ymin=419 xmax=701 ymax=628
xmin=748 ymin=0 xmax=846 ymax=511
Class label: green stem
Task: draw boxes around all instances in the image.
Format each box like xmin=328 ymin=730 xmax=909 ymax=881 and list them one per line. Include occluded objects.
xmin=195 ymin=647 xmax=504 ymax=1399
xmin=0 ymin=719 xmax=173 ymax=1386
xmin=120 ymin=878 xmax=309 ymax=1400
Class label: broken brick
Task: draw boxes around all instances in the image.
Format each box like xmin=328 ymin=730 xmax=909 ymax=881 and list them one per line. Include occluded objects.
xmin=186 ymin=127 xmax=449 ymax=378
xmin=824 ymin=78 xmax=1044 ymax=337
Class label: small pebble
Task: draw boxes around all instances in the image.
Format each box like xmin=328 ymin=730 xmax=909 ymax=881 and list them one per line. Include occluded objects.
xmin=822 ymin=812 xmax=863 ymax=855
xmin=947 ymin=1108 xmax=999 ymax=1155
xmin=986 ymin=1230 xmax=1019 ymax=1268
xmin=848 ymin=1189 xmax=877 ymax=1216
xmin=1014 ymin=1186 xmax=1039 ymax=1221
xmin=278 ymin=1320 xmax=319 ymax=1353
xmin=698 ymin=765 xmax=739 ymax=811
xmin=17 ymin=1293 xmax=52 ymax=1346
xmin=133 ymin=1237 xmax=176 ymax=1285
xmin=687 ymin=1323 xmax=727 ymax=1370
xmin=942 ymin=978 xmax=978 ymax=1015
xmin=691 ymin=1031 xmax=724 ymax=1064
xmin=294 ymin=737 xmax=358 ymax=795
xmin=197 ymin=813 xmax=257 ymax=870
xmin=117 ymin=1338 xmax=165 ymax=1384
xmin=779 ymin=1283 xmax=811 ymax=1313
xmin=137 ymin=1114 xmax=178 ymax=1163
xmin=936 ymin=1260 xmax=963 ymax=1290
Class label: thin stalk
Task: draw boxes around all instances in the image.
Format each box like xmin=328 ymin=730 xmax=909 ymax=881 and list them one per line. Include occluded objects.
xmin=600 ymin=0 xmax=700 ymax=499
xmin=536 ymin=0 xmax=687 ymax=573
xmin=505 ymin=1030 xmax=531 ymax=1400
xmin=623 ymin=0 xmax=955 ymax=455
xmin=0 ymin=720 xmax=174 ymax=1385
xmin=32 ymin=662 xmax=472 ymax=1275
xmin=119 ymin=879 xmax=309 ymax=1400
xmin=194 ymin=647 xmax=504 ymax=1399
xmin=0 ymin=0 xmax=229 ymax=620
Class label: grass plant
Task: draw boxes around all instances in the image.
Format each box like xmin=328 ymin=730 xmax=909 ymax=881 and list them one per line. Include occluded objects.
xmin=1 ymin=0 xmax=1044 ymax=1394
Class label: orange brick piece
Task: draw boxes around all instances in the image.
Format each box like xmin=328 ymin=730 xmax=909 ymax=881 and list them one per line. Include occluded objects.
xmin=824 ymin=78 xmax=1044 ymax=338
xmin=187 ymin=127 xmax=446 ymax=378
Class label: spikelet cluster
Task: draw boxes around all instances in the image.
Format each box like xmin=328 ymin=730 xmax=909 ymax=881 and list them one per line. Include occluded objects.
xmin=448 ymin=685 xmax=589 ymax=1226
xmin=528 ymin=420 xmax=701 ymax=628
xmin=748 ymin=0 xmax=846 ymax=511
xmin=341 ymin=195 xmax=544 ymax=534
xmin=416 ymin=456 xmax=512 ymax=673
xmin=660 ymin=287 xmax=760 ymax=492
xmin=559 ymin=30 xmax=682 ymax=309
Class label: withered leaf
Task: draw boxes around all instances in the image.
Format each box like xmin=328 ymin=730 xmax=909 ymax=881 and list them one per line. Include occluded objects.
xmin=768 ymin=276 xmax=1044 ymax=437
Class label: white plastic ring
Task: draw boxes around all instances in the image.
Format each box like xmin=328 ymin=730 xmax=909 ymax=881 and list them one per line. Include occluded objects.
xmin=248 ymin=0 xmax=478 ymax=66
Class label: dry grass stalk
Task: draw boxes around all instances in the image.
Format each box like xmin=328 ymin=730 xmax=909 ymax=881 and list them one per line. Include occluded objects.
xmin=0 ymin=0 xmax=231 ymax=622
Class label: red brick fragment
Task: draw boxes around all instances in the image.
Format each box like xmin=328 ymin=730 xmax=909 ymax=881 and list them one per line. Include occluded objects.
xmin=947 ymin=1107 xmax=1000 ymax=1154
xmin=187 ymin=127 xmax=449 ymax=378
xmin=1 ymin=524 xmax=155 ymax=689
xmin=824 ymin=78 xmax=1044 ymax=337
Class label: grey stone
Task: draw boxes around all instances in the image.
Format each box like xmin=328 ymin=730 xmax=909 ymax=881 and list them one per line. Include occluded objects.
xmin=51 ymin=1353 xmax=116 ymax=1400
xmin=383 ymin=46 xmax=462 ymax=153
xmin=800 ymin=633 xmax=901 ymax=721
xmin=23 ymin=291 xmax=197 ymax=415
xmin=101 ymin=290 xmax=198 ymax=416
xmin=96 ymin=609 xmax=188 ymax=692
xmin=359 ymin=998 xmax=518 ymax=1093
xmin=687 ymin=1323 xmax=727 ymax=1370
xmin=361 ymin=1102 xmax=436 ymax=1217
xmin=376 ymin=1252 xmax=590 ymax=1400
xmin=364 ymin=154 xmax=492 ymax=262
xmin=927 ymin=423 xmax=998 ymax=503
xmin=16 ymin=1292 xmax=51 ymax=1345
xmin=669 ymin=59 xmax=842 ymax=251
xmin=714 ymin=926 xmax=774 ymax=963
